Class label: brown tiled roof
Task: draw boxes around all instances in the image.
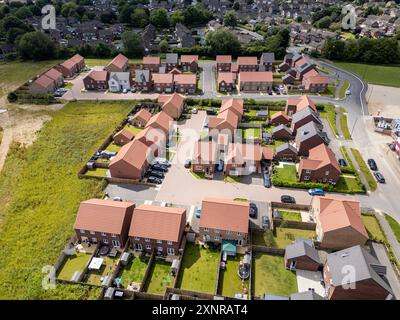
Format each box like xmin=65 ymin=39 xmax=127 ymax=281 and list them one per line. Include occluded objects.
xmin=74 ymin=199 xmax=135 ymax=234
xmin=181 ymin=55 xmax=199 ymax=63
xmin=174 ymin=73 xmax=196 ymax=85
xmin=114 ymin=128 xmax=134 ymax=141
xmin=217 ymin=109 xmax=239 ymax=129
xmin=217 ymin=72 xmax=235 ymax=84
xmin=60 ymin=59 xmax=76 ymax=70
xmin=216 ymin=55 xmax=232 ymax=64
xmin=45 ymin=68 xmax=63 ymax=81
xmin=143 ymin=56 xmax=161 ymax=64
xmin=108 ymin=53 xmax=128 ymax=69
xmin=152 ymin=73 xmax=173 ymax=84
xmin=132 ymin=109 xmax=152 ymax=123
xmin=271 ymin=111 xmax=290 ymax=121
xmin=302 ymin=69 xmax=319 ymax=79
xmin=200 ymin=198 xmax=249 ymax=234
xmin=300 ymin=144 xmax=341 ymax=173
xmin=134 ymin=126 xmax=166 ymax=146
xmin=220 ymin=98 xmax=244 ymax=116
xmin=239 ymin=71 xmax=273 ymax=82
xmin=304 ymin=74 xmax=329 ymax=85
xmin=145 ymin=111 xmax=173 ymax=134
xmin=109 ymin=139 xmax=151 ymax=171
xmin=86 ymin=70 xmax=108 ymax=81
xmin=231 ymin=63 xmax=238 ymax=72
xmin=193 ymin=141 xmax=218 ymax=163
xmin=237 ymin=56 xmax=258 ymax=65
xmin=296 ymin=95 xmax=317 ymax=112
xmin=70 ymin=54 xmax=84 ymax=64
xmin=34 ymin=74 xmax=54 ymax=88
xmin=262 ymin=146 xmax=274 ymax=160
xmin=159 ymin=93 xmax=184 ymax=112
xmin=168 ymin=67 xmax=182 ymax=74
xmin=128 ymin=204 xmax=186 ymax=242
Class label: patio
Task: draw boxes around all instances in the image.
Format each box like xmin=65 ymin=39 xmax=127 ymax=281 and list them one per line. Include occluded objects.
xmin=296 ymin=269 xmax=326 ymax=297
xmin=85 ymin=253 xmax=120 ymax=286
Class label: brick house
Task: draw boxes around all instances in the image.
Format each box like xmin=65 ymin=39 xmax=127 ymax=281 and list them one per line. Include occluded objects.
xmin=191 ymin=141 xmax=218 ymax=178
xmin=56 ymin=59 xmax=78 ymax=78
xmin=152 ymin=73 xmax=174 ymax=93
xmin=133 ymin=127 xmax=166 ymax=158
xmin=134 ymin=69 xmax=151 ymax=92
xmin=274 ymin=143 xmax=298 ymax=162
xmin=130 ymin=108 xmax=152 ymax=128
xmin=174 ymin=73 xmax=196 ymax=94
xmin=285 ymin=95 xmax=317 ymax=116
xmin=291 ymin=107 xmax=323 ymax=136
xmin=145 ymin=111 xmax=173 ymax=136
xmin=44 ymin=68 xmax=64 ymax=87
xmin=270 ymin=111 xmax=290 ymax=126
xmin=272 ymin=124 xmax=293 ymax=141
xmin=220 ymin=98 xmax=243 ymax=121
xmin=284 ymin=240 xmax=322 ymax=271
xmin=165 ymin=53 xmax=178 ymax=72
xmin=217 ymin=72 xmax=235 ymax=92
xmin=238 ymin=72 xmax=273 ymax=93
xmin=199 ymin=198 xmax=250 ymax=246
xmin=129 ymin=204 xmax=186 ymax=256
xmin=259 ymin=52 xmax=275 ymax=71
xmin=208 ymin=109 xmax=239 ymax=137
xmin=303 ymin=72 xmax=329 ymax=93
xmin=70 ymin=54 xmax=85 ymax=70
xmin=295 ymin=121 xmax=329 ymax=157
xmin=104 ymin=53 xmax=129 ymax=72
xmin=324 ymin=245 xmax=393 ymax=300
xmin=158 ymin=93 xmax=185 ymax=120
xmin=298 ymin=144 xmax=341 ymax=184
xmin=216 ymin=55 xmax=232 ymax=72
xmin=83 ymin=70 xmax=109 ymax=91
xmin=29 ymin=74 xmax=56 ymax=95
xmin=237 ymin=56 xmax=258 ymax=72
xmin=311 ymin=196 xmax=369 ymax=250
xmin=142 ymin=56 xmax=161 ymax=73
xmin=180 ymin=55 xmax=198 ymax=72
xmin=74 ymin=199 xmax=135 ymax=248
xmin=113 ymin=128 xmax=135 ymax=146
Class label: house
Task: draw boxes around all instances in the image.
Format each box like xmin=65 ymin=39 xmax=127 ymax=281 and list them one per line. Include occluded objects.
xmin=270 ymin=111 xmax=290 ymax=126
xmin=291 ymin=107 xmax=323 ymax=136
xmin=220 ymin=98 xmax=244 ymax=121
xmin=284 ymin=240 xmax=322 ymax=271
xmin=208 ymin=109 xmax=239 ymax=137
xmin=56 ymin=59 xmax=78 ymax=78
xmin=180 ymin=55 xmax=198 ymax=72
xmin=165 ymin=53 xmax=178 ymax=72
xmin=130 ymin=109 xmax=152 ymax=128
xmin=142 ymin=56 xmax=161 ymax=73
xmin=174 ymin=74 xmax=197 ymax=94
xmin=216 ymin=55 xmax=232 ymax=72
xmin=129 ymin=204 xmax=186 ymax=256
xmin=282 ymin=74 xmax=296 ymax=85
xmin=295 ymin=122 xmax=329 ymax=157
xmin=298 ymin=144 xmax=341 ymax=184
xmin=108 ymin=72 xmax=131 ymax=92
xmin=109 ymin=139 xmax=152 ymax=180
xmin=158 ymin=93 xmax=185 ymax=120
xmin=44 ymin=68 xmax=64 ymax=87
xmin=169 ymin=68 xmax=182 ymax=75
xmin=303 ymin=73 xmax=329 ymax=93
xmin=237 ymin=56 xmax=258 ymax=72
xmin=324 ymin=245 xmax=394 ymax=300
xmin=134 ymin=70 xmax=151 ymax=92
xmin=113 ymin=128 xmax=135 ymax=146
xmin=152 ymin=73 xmax=174 ymax=93
xmin=83 ymin=70 xmax=109 ymax=91
xmin=274 ymin=143 xmax=298 ymax=162
xmin=259 ymin=52 xmax=275 ymax=71
xmin=272 ymin=125 xmax=293 ymax=141
xmin=285 ymin=95 xmax=317 ymax=116
xmin=238 ymin=72 xmax=273 ymax=93
xmin=145 ymin=111 xmax=173 ymax=136
xmin=133 ymin=126 xmax=167 ymax=156
xmin=217 ymin=73 xmax=236 ymax=92
xmin=199 ymin=198 xmax=250 ymax=246
xmin=74 ymin=199 xmax=135 ymax=248
xmin=191 ymin=141 xmax=218 ymax=178
xmin=175 ymin=23 xmax=196 ymax=48
xmin=311 ymin=197 xmax=369 ymax=250
xmin=104 ymin=53 xmax=129 ymax=72
xmin=70 ymin=53 xmax=85 ymax=70
xmin=29 ymin=75 xmax=56 ymax=95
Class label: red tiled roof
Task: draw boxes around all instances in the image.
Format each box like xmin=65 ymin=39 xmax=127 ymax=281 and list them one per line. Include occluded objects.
xmin=70 ymin=54 xmax=84 ymax=64
xmin=271 ymin=111 xmax=290 ymax=121
xmin=217 ymin=72 xmax=235 ymax=84
xmin=237 ymin=56 xmax=258 ymax=65
xmin=181 ymin=55 xmax=199 ymax=63
xmin=114 ymin=128 xmax=135 ymax=141
xmin=34 ymin=74 xmax=54 ymax=88
xmin=143 ymin=56 xmax=161 ymax=65
xmin=45 ymin=68 xmax=63 ymax=81
xmin=220 ymin=98 xmax=244 ymax=116
xmin=108 ymin=53 xmax=128 ymax=69
xmin=145 ymin=111 xmax=173 ymax=134
xmin=86 ymin=70 xmax=108 ymax=81
xmin=60 ymin=59 xmax=76 ymax=70
xmin=132 ymin=109 xmax=152 ymax=123
xmin=159 ymin=93 xmax=184 ymax=112
xmin=174 ymin=73 xmax=196 ymax=85
xmin=239 ymin=71 xmax=273 ymax=82
xmin=296 ymin=95 xmax=317 ymax=112
xmin=216 ymin=55 xmax=232 ymax=64
xmin=109 ymin=139 xmax=151 ymax=171
xmin=300 ymin=144 xmax=341 ymax=173
xmin=152 ymin=73 xmax=173 ymax=84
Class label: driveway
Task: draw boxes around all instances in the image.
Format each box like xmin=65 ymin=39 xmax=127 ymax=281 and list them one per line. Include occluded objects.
xmin=295 ymin=269 xmax=326 ymax=298
xmin=199 ymin=62 xmax=216 ymax=95
xmin=105 ymin=183 xmax=159 ymax=204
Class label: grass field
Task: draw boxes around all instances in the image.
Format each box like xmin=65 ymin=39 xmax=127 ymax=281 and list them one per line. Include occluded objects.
xmin=320 ymin=104 xmax=338 ymax=136
xmin=333 ymin=62 xmax=400 ymax=87
xmin=252 ymin=253 xmax=297 ymax=297
xmin=350 ymin=148 xmax=377 ymax=191
xmin=119 ymin=256 xmax=149 ymax=288
xmin=385 ymin=214 xmax=400 ymax=243
xmin=279 ymin=211 xmax=302 ymax=222
xmin=57 ymin=252 xmax=91 ymax=281
xmin=339 ymin=80 xmax=350 ymax=99
xmin=177 ymin=243 xmax=220 ymax=294
xmin=339 ymin=107 xmax=352 ymax=139
xmin=220 ymin=255 xmax=249 ymax=298
xmin=0 ymin=60 xmax=61 ymax=97
xmin=361 ymin=214 xmax=386 ymax=242
xmin=0 ymin=100 xmax=132 ymax=299
xmin=252 ymin=228 xmax=316 ymax=248
xmin=145 ymin=260 xmax=173 ymax=295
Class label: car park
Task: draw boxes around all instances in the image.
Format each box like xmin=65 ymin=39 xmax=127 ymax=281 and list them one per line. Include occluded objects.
xmin=338 ymin=159 xmax=347 ymax=167
xmin=374 ymin=172 xmax=385 ymax=183
xmin=153 ymin=158 xmax=171 ymax=167
xmin=149 ymin=171 xmax=164 ymax=179
xmin=308 ymin=188 xmax=325 ymax=196
xmin=147 ymin=176 xmax=162 ymax=184
xmin=261 ymin=216 xmax=270 ymax=229
xmin=151 ymin=164 xmax=168 ymax=172
xmin=249 ymin=203 xmax=258 ymax=219
xmin=368 ymin=159 xmax=378 ymax=171
xmin=281 ymin=195 xmax=296 ymax=204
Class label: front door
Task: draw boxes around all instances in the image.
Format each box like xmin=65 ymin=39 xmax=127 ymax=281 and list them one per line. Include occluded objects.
xmin=112 ymin=240 xmax=120 ymax=248
xmin=290 ymin=260 xmax=297 ymax=270
xmin=135 ymin=243 xmax=142 ymax=251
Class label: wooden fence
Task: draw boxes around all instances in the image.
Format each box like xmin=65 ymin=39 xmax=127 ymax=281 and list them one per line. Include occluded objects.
xmin=252 ymin=245 xmax=285 ymax=256
xmin=271 ymin=202 xmax=311 ymax=211
xmin=273 ymin=218 xmax=316 ymax=231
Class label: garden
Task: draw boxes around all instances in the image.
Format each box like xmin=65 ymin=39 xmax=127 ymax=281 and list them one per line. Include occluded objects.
xmin=57 ymin=252 xmax=92 ymax=281
xmin=252 ymin=228 xmax=316 ymax=249
xmin=219 ymin=255 xmax=250 ymax=298
xmin=85 ymin=254 xmax=120 ymax=286
xmin=117 ymin=255 xmax=149 ymax=289
xmin=144 ymin=259 xmax=174 ymax=295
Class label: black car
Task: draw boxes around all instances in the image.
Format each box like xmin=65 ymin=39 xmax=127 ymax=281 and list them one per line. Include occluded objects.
xmin=149 ymin=171 xmax=164 ymax=179
xmin=374 ymin=171 xmax=385 ymax=183
xmin=147 ymin=176 xmax=162 ymax=184
xmin=338 ymin=159 xmax=347 ymax=167
xmin=263 ymin=171 xmax=272 ymax=188
xmin=368 ymin=159 xmax=378 ymax=171
xmin=151 ymin=164 xmax=168 ymax=172
xmin=249 ymin=203 xmax=258 ymax=219
xmin=184 ymin=159 xmax=191 ymax=169
xmin=281 ymin=195 xmax=296 ymax=204
xmin=206 ymin=108 xmax=217 ymax=115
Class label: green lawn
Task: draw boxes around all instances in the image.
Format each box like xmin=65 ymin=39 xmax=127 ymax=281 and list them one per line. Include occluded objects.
xmin=339 ymin=80 xmax=350 ymax=99
xmin=0 ymin=100 xmax=133 ymax=299
xmin=320 ymin=104 xmax=338 ymax=136
xmin=85 ymin=58 xmax=143 ymax=67
xmin=252 ymin=253 xmax=297 ymax=297
xmin=105 ymin=143 xmax=121 ymax=153
xmin=339 ymin=107 xmax=352 ymax=139
xmin=57 ymin=252 xmax=91 ymax=281
xmin=242 ymin=128 xmax=261 ymax=140
xmin=362 ymin=214 xmax=386 ymax=242
xmin=220 ymin=255 xmax=250 ymax=298
xmin=385 ymin=214 xmax=400 ymax=243
xmin=279 ymin=211 xmax=302 ymax=222
xmin=190 ymin=171 xmax=206 ymax=179
xmin=275 ymin=164 xmax=297 ymax=182
xmin=350 ymin=148 xmax=377 ymax=191
xmin=118 ymin=256 xmax=149 ymax=289
xmin=0 ymin=60 xmax=61 ymax=97
xmin=333 ymin=62 xmax=400 ymax=87
xmin=85 ymin=167 xmax=108 ymax=177
xmin=85 ymin=255 xmax=120 ymax=286
xmin=145 ymin=260 xmax=174 ymax=295
xmin=177 ymin=243 xmax=219 ymax=294
xmin=124 ymin=124 xmax=143 ymax=135
xmin=265 ymin=139 xmax=286 ymax=150
xmin=224 ymin=176 xmax=241 ymax=183
xmin=252 ymin=228 xmax=316 ymax=249
xmin=320 ymin=85 xmax=336 ymax=98
xmin=334 ymin=176 xmax=365 ymax=194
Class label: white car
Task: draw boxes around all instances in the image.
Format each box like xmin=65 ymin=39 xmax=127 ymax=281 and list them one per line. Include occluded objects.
xmin=345 ymin=89 xmax=351 ymax=95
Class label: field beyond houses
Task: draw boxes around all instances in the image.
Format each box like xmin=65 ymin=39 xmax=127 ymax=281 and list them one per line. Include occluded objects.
xmin=0 ymin=100 xmax=132 ymax=299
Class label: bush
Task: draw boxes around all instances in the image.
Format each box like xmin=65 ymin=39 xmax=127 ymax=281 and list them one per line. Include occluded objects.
xmin=340 ymin=166 xmax=356 ymax=174
xmin=7 ymin=91 xmax=18 ymax=102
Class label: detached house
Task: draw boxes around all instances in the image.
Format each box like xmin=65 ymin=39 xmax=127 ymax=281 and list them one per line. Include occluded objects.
xmin=303 ymin=72 xmax=329 ymax=93
xmin=291 ymin=107 xmax=323 ymax=136
xmin=259 ymin=52 xmax=275 ymax=71
xmin=275 ymin=143 xmax=298 ymax=162
xmin=174 ymin=73 xmax=197 ymax=94
xmin=285 ymin=95 xmax=317 ymax=116
xmin=83 ymin=70 xmax=109 ymax=91
xmin=130 ymin=108 xmax=152 ymax=128
xmin=134 ymin=69 xmax=151 ymax=92
xmin=191 ymin=141 xmax=218 ymax=178
xmin=311 ymin=196 xmax=368 ymax=250
xmin=298 ymin=144 xmax=341 ymax=184
xmin=180 ymin=55 xmax=198 ymax=72
xmin=108 ymin=72 xmax=131 ymax=92
xmin=105 ymin=53 xmax=129 ymax=72
xmin=129 ymin=204 xmax=186 ymax=256
xmin=199 ymin=198 xmax=250 ymax=246
xmin=217 ymin=72 xmax=236 ymax=92
xmin=208 ymin=109 xmax=239 ymax=137
xmin=142 ymin=56 xmax=161 ymax=73
xmin=74 ymin=199 xmax=135 ymax=248
xmin=158 ymin=93 xmax=185 ymax=120
xmin=272 ymin=124 xmax=293 ymax=141
xmin=284 ymin=239 xmax=322 ymax=271
xmin=145 ymin=111 xmax=173 ymax=136
xmin=270 ymin=111 xmax=290 ymax=126
xmin=220 ymin=98 xmax=244 ymax=121
xmin=113 ymin=128 xmax=134 ymax=146
xmin=216 ymin=55 xmax=232 ymax=72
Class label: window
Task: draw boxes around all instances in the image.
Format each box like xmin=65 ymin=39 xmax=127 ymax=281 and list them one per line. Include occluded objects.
xmin=90 ymin=231 xmax=95 ymax=235
xmin=111 ymin=234 xmax=116 ymax=238
xmin=237 ymin=232 xmax=241 ymax=237
xmin=134 ymin=237 xmax=140 ymax=241
xmin=325 ymin=171 xmax=330 ymax=176
xmin=304 ymin=176 xmax=310 ymax=181
xmin=103 ymin=239 xmax=109 ymax=244
xmin=156 ymin=240 xmax=162 ymax=244
xmin=167 ymin=241 xmax=172 ymax=245
xmin=145 ymin=238 xmax=150 ymax=242
xmin=167 ymin=248 xmax=175 ymax=255
xmin=214 ymin=230 xmax=220 ymax=234
xmin=146 ymin=244 xmax=151 ymax=250
xmin=91 ymin=238 xmax=97 ymax=243
xmin=80 ymin=229 xmax=86 ymax=234
xmin=214 ymin=237 xmax=220 ymax=241
xmin=101 ymin=232 xmax=107 ymax=236
xmin=204 ymin=228 xmax=209 ymax=232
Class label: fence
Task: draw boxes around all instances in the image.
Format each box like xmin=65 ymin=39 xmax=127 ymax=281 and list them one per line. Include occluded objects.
xmin=215 ymin=250 xmax=224 ymax=296
xmin=172 ymin=236 xmax=187 ymax=289
xmin=271 ymin=202 xmax=311 ymax=211
xmin=251 ymin=245 xmax=285 ymax=256
xmin=139 ymin=252 xmax=156 ymax=293
xmin=273 ymin=219 xmax=316 ymax=231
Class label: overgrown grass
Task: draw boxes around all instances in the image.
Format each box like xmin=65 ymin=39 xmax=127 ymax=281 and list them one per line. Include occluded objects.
xmin=385 ymin=214 xmax=400 ymax=243
xmin=57 ymin=252 xmax=91 ymax=281
xmin=361 ymin=214 xmax=386 ymax=242
xmin=350 ymin=148 xmax=377 ymax=191
xmin=339 ymin=107 xmax=352 ymax=139
xmin=0 ymin=100 xmax=132 ymax=299
xmin=319 ymin=104 xmax=338 ymax=136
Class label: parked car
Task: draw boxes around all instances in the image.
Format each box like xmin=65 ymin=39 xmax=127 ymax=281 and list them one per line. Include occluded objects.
xmin=263 ymin=171 xmax=271 ymax=188
xmin=191 ymin=108 xmax=198 ymax=114
xmin=367 ymin=159 xmax=378 ymax=171
xmin=122 ymin=88 xmax=128 ymax=94
xmin=153 ymin=158 xmax=171 ymax=167
xmin=217 ymin=159 xmax=224 ymax=172
xmin=338 ymin=159 xmax=347 ymax=167
xmin=389 ymin=143 xmax=396 ymax=151
xmin=113 ymin=197 xmax=122 ymax=201
xmin=249 ymin=203 xmax=258 ymax=219
xmin=151 ymin=164 xmax=168 ymax=172
xmin=308 ymin=188 xmax=325 ymax=196
xmin=281 ymin=195 xmax=296 ymax=204
xmin=206 ymin=108 xmax=217 ymax=115
xmin=147 ymin=176 xmax=162 ymax=184
xmin=149 ymin=171 xmax=164 ymax=179
xmin=374 ymin=171 xmax=385 ymax=183
xmin=261 ymin=216 xmax=270 ymax=229
xmin=195 ymin=206 xmax=201 ymax=219
xmin=184 ymin=159 xmax=191 ymax=169
xmin=345 ymin=90 xmax=351 ymax=95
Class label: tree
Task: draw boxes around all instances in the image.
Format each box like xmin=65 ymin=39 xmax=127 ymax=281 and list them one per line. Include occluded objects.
xmin=170 ymin=10 xmax=185 ymax=26
xmin=159 ymin=39 xmax=168 ymax=53
xmin=6 ymin=27 xmax=25 ymax=44
xmin=233 ymin=1 xmax=240 ymax=10
xmin=149 ymin=8 xmax=169 ymax=28
xmin=223 ymin=10 xmax=237 ymax=29
xmin=15 ymin=7 xmax=33 ymax=19
xmin=121 ymin=31 xmax=144 ymax=57
xmin=314 ymin=16 xmax=332 ymax=29
xmin=205 ymin=29 xmax=241 ymax=55
xmin=131 ymin=8 xmax=149 ymax=28
xmin=61 ymin=2 xmax=78 ymax=18
xmin=183 ymin=4 xmax=212 ymax=26
xmin=1 ymin=15 xmax=29 ymax=33
xmin=118 ymin=5 xmax=134 ymax=23
xmin=17 ymin=31 xmax=56 ymax=60
xmin=100 ymin=11 xmax=117 ymax=24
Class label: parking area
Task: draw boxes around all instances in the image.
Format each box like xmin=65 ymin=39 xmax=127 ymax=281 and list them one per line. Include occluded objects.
xmin=295 ymin=270 xmax=326 ymax=298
